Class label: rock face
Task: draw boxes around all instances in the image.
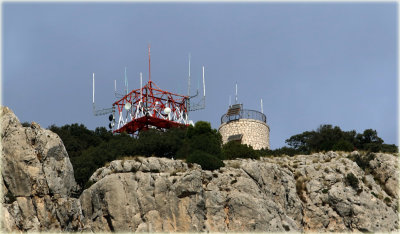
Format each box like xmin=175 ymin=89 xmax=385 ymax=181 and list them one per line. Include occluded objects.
xmin=1 ymin=106 xmax=83 ymax=232
xmin=1 ymin=106 xmax=399 ymax=232
xmin=79 ymin=153 xmax=398 ymax=232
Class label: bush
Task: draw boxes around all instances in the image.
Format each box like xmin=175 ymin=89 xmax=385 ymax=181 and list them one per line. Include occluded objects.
xmin=332 ymin=139 xmax=354 ymax=152
xmin=21 ymin=122 xmax=31 ymax=127
xmin=222 ymin=141 xmax=258 ymax=160
xmin=285 ymin=124 xmax=396 ymax=154
xmin=257 ymin=146 xmax=301 ymax=157
xmin=72 ymin=133 xmax=138 ymax=187
xmin=379 ymin=144 xmax=398 ymax=153
xmin=137 ymin=127 xmax=186 ymax=158
xmin=177 ymin=121 xmax=223 ymax=159
xmin=345 ymin=173 xmax=359 ymax=190
xmin=186 ymin=150 xmax=224 ymax=171
xmin=348 ymin=152 xmax=375 ymax=172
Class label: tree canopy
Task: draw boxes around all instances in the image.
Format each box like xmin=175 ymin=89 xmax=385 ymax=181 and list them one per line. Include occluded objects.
xmin=285 ymin=124 xmax=397 ymax=154
xmin=48 ymin=122 xmax=397 ymax=192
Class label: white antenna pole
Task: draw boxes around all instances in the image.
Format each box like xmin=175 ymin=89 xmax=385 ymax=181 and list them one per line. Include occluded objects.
xmin=92 ymin=73 xmax=95 ymax=103
xmin=188 ymin=53 xmax=191 ymax=97
xmin=261 ymin=98 xmax=264 ymax=114
xmin=235 ymin=82 xmax=238 ymax=104
xmin=202 ymin=66 xmax=205 ymax=97
xmin=140 ymin=72 xmax=143 ymax=100
xmin=114 ymin=80 xmax=116 ymax=92
xmin=125 ymin=67 xmax=128 ymax=95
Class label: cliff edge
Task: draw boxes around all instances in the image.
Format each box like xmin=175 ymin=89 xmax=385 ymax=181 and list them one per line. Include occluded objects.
xmin=1 ymin=106 xmax=398 ymax=232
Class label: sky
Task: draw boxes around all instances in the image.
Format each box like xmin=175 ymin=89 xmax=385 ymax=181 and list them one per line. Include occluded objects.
xmin=2 ymin=2 xmax=398 ymax=149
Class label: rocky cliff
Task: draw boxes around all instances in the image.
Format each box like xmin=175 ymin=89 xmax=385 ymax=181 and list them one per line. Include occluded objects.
xmin=1 ymin=106 xmax=83 ymax=231
xmin=1 ymin=106 xmax=399 ymax=232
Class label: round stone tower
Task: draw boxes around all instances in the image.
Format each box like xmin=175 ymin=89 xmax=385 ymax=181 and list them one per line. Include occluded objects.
xmin=218 ymin=104 xmax=270 ymax=150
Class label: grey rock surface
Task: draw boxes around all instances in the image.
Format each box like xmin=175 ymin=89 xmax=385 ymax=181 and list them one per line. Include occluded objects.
xmin=1 ymin=106 xmax=83 ymax=232
xmin=81 ymin=152 xmax=398 ymax=232
xmin=1 ymin=106 xmax=398 ymax=232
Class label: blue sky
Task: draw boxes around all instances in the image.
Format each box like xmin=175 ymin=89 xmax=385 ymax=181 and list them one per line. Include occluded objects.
xmin=2 ymin=2 xmax=398 ymax=149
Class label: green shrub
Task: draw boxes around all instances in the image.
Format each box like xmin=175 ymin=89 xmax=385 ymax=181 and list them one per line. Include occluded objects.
xmin=222 ymin=141 xmax=258 ymax=160
xmin=348 ymin=152 xmax=375 ymax=172
xmin=285 ymin=125 xmax=397 ymax=153
xmin=21 ymin=122 xmax=31 ymax=127
xmin=258 ymin=146 xmax=301 ymax=157
xmin=137 ymin=127 xmax=186 ymax=158
xmin=177 ymin=121 xmax=223 ymax=159
xmin=332 ymin=139 xmax=354 ymax=152
xmin=345 ymin=173 xmax=359 ymax=190
xmin=186 ymin=150 xmax=224 ymax=171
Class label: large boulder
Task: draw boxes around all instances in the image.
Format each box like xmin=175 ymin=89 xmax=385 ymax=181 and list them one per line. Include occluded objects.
xmin=1 ymin=106 xmax=82 ymax=232
xmin=80 ymin=157 xmax=303 ymax=232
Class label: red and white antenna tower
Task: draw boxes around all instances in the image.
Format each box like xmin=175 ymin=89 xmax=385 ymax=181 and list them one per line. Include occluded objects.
xmin=92 ymin=46 xmax=206 ymax=135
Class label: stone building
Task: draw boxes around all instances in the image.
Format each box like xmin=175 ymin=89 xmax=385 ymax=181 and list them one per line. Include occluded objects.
xmin=218 ymin=104 xmax=270 ymax=150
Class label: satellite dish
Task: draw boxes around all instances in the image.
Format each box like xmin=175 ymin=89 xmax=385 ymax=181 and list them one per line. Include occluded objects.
xmin=164 ymin=107 xmax=171 ymax=114
xmin=108 ymin=114 xmax=114 ymax=121
xmin=124 ymin=102 xmax=131 ymax=110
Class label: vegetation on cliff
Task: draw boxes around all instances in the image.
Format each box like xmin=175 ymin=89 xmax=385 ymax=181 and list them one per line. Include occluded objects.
xmin=47 ymin=122 xmax=397 ymax=189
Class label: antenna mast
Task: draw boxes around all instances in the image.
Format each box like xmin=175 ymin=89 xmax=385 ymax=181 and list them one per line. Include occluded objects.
xmin=140 ymin=72 xmax=143 ymax=100
xmin=148 ymin=44 xmax=151 ymax=82
xmin=187 ymin=63 xmax=206 ymax=112
xmin=92 ymin=73 xmax=95 ymax=104
xmin=202 ymin=66 xmax=205 ymax=97
xmin=261 ymin=98 xmax=264 ymax=114
xmin=188 ymin=53 xmax=191 ymax=97
xmin=235 ymin=82 xmax=238 ymax=104
xmin=92 ymin=72 xmax=113 ymax=116
xmin=125 ymin=67 xmax=128 ymax=95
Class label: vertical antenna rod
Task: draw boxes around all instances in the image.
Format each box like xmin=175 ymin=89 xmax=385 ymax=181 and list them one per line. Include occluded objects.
xmin=188 ymin=53 xmax=191 ymax=97
xmin=92 ymin=73 xmax=95 ymax=103
xmin=235 ymin=82 xmax=238 ymax=104
xmin=125 ymin=67 xmax=128 ymax=95
xmin=114 ymin=80 xmax=116 ymax=92
xmin=202 ymin=66 xmax=205 ymax=97
xmin=148 ymin=44 xmax=151 ymax=82
xmin=140 ymin=72 xmax=143 ymax=100
xmin=261 ymin=98 xmax=264 ymax=114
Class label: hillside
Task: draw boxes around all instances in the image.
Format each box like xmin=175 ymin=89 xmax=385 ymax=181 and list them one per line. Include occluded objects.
xmin=1 ymin=106 xmax=398 ymax=232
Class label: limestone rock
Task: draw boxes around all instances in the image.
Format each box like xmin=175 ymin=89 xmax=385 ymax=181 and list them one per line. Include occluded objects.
xmin=1 ymin=106 xmax=82 ymax=232
xmin=81 ymin=153 xmax=398 ymax=232
xmin=1 ymin=106 xmax=398 ymax=232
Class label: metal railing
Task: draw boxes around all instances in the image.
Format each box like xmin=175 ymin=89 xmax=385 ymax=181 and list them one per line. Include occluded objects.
xmin=221 ymin=109 xmax=266 ymax=124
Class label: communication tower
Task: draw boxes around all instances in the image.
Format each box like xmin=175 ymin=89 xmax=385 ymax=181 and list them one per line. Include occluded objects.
xmin=92 ymin=46 xmax=206 ymax=135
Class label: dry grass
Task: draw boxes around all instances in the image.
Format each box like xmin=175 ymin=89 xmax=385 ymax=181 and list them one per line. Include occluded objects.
xmin=170 ymin=168 xmax=185 ymax=176
xmin=230 ymin=161 xmax=241 ymax=169
xmin=296 ymin=176 xmax=309 ymax=203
